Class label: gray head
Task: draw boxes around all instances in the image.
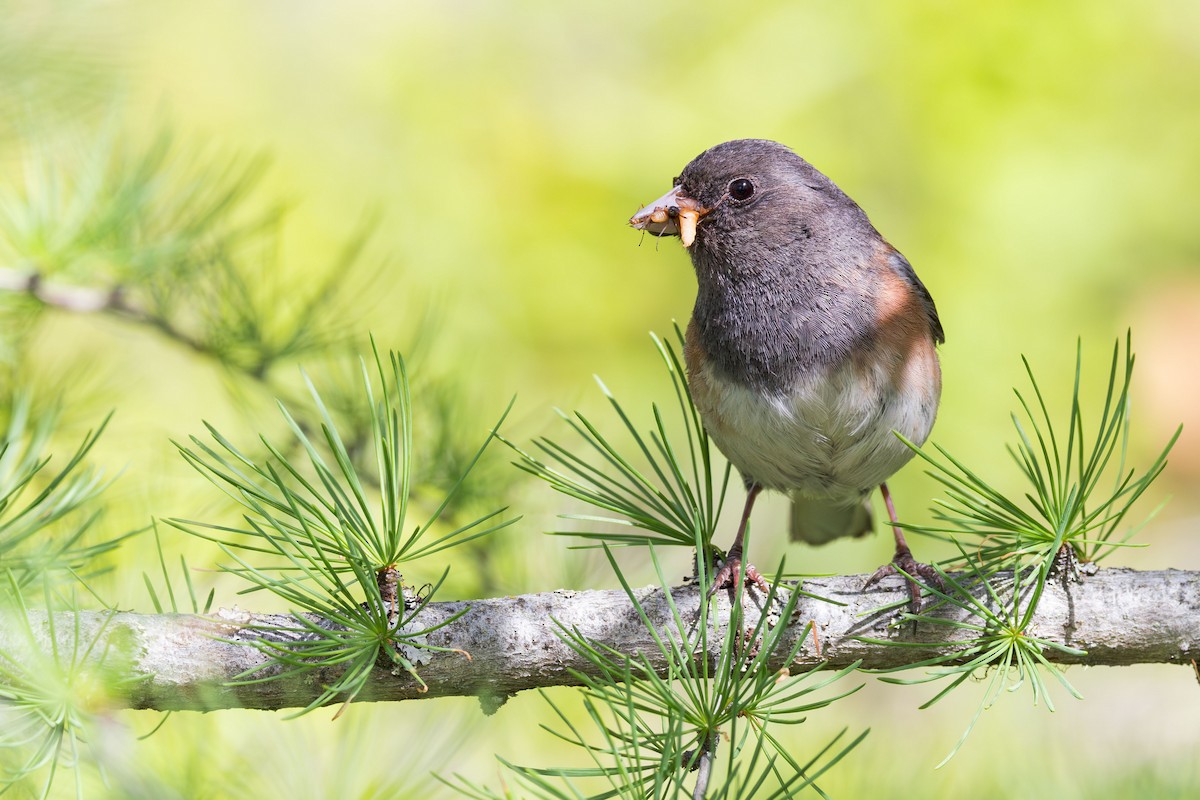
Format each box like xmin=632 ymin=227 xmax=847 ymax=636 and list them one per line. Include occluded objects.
xmin=629 ymin=139 xmax=900 ymax=387
xmin=631 ymin=139 xmax=878 ymax=266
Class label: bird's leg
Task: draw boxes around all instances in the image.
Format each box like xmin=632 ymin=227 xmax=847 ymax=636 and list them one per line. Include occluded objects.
xmin=865 ymin=482 xmax=942 ymax=612
xmin=708 ymin=484 xmax=769 ymax=597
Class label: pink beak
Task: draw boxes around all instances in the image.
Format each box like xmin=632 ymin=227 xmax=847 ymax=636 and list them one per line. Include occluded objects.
xmin=629 ymin=185 xmax=706 ymax=248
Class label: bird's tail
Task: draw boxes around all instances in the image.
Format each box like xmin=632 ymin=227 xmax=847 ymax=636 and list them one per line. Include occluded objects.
xmin=789 ymin=492 xmax=874 ymax=545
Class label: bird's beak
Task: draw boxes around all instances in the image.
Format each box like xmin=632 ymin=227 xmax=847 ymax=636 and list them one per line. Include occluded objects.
xmin=629 ymin=185 xmax=707 ymax=248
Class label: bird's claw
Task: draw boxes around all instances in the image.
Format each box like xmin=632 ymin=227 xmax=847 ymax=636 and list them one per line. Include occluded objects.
xmin=865 ymin=549 xmax=942 ymax=613
xmin=707 ymin=551 xmax=770 ymax=599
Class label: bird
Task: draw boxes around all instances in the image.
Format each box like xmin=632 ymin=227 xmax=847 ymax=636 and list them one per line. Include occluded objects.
xmin=628 ymin=139 xmax=944 ymax=609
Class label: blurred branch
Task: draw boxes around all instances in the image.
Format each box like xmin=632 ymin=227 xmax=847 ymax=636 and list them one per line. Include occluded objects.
xmin=0 ymin=259 xmax=362 ymax=377
xmin=0 ymin=266 xmax=211 ymax=357
xmin=2 ymin=567 xmax=1195 ymax=713
xmin=0 ymin=125 xmax=374 ymax=381
xmin=0 ymin=269 xmax=122 ymax=313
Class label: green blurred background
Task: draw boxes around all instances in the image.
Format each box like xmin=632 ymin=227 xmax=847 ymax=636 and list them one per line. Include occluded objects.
xmin=4 ymin=0 xmax=1199 ymax=796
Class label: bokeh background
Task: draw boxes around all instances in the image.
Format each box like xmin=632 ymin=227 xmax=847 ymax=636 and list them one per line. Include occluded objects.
xmin=3 ymin=0 xmax=1199 ymax=796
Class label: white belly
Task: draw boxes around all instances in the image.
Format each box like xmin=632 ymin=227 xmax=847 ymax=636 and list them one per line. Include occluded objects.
xmin=691 ymin=358 xmax=937 ymax=500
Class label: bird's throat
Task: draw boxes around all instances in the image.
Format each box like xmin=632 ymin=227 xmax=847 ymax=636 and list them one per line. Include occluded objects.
xmin=690 ymin=250 xmax=864 ymax=394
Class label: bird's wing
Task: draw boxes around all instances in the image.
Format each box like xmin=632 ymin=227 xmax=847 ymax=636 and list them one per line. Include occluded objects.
xmin=888 ymin=250 xmax=944 ymax=345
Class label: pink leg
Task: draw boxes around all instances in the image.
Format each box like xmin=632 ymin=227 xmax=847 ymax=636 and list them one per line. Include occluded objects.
xmin=865 ymin=482 xmax=942 ymax=612
xmin=880 ymin=482 xmax=913 ymax=558
xmin=708 ymin=485 xmax=769 ymax=596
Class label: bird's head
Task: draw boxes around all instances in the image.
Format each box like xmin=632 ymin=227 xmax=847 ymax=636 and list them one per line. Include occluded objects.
xmin=630 ymin=139 xmax=869 ymax=269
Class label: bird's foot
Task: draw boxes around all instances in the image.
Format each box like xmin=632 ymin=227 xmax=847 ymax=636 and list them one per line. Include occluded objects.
xmin=706 ymin=547 xmax=770 ymax=599
xmin=864 ymin=546 xmax=943 ymax=614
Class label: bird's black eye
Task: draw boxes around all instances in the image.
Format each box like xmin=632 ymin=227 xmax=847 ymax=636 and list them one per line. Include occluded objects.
xmin=728 ymin=178 xmax=755 ymax=202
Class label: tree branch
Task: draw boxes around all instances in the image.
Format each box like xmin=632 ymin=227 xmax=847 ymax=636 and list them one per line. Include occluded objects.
xmin=2 ymin=568 xmax=1196 ymax=713
xmin=0 ymin=266 xmax=215 ymax=358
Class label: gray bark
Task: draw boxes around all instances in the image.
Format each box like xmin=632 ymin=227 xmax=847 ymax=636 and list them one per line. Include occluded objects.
xmin=1 ymin=568 xmax=1196 ymax=713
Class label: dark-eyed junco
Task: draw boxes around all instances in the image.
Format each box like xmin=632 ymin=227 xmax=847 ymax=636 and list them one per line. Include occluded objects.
xmin=630 ymin=139 xmax=943 ymax=608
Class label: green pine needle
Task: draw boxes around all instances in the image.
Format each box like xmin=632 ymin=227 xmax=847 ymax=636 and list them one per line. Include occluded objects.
xmin=865 ymin=546 xmax=1085 ymax=766
xmin=172 ymin=341 xmax=516 ymax=583
xmin=902 ymin=332 xmax=1178 ymax=573
xmin=0 ymin=574 xmax=136 ymax=799
xmin=442 ymin=545 xmax=865 ymax=799
xmin=171 ymin=341 xmax=515 ymax=713
xmin=858 ymin=334 xmax=1176 ymax=765
xmin=0 ymin=397 xmax=126 ymax=595
xmin=504 ymin=326 xmax=731 ymax=556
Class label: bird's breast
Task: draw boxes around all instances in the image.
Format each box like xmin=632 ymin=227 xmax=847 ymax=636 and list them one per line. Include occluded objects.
xmin=685 ymin=320 xmax=940 ymax=498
